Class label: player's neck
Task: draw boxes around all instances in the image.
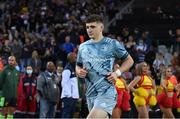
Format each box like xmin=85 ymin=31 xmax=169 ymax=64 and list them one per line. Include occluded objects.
xmin=93 ymin=34 xmax=104 ymax=42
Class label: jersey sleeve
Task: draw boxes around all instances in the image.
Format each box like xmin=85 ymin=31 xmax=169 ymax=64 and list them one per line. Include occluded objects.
xmin=114 ymin=40 xmax=129 ymax=60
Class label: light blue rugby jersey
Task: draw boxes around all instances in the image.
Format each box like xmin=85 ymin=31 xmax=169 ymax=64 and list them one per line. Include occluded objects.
xmin=77 ymin=37 xmax=129 ymax=97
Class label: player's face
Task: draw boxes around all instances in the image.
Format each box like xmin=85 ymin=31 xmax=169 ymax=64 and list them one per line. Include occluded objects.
xmin=86 ymin=22 xmax=103 ymax=39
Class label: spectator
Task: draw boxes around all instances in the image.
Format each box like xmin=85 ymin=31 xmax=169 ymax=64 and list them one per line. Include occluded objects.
xmin=144 ymin=45 xmax=157 ymax=81
xmin=125 ymin=35 xmax=136 ymax=61
xmin=153 ymin=52 xmax=165 ymax=72
xmin=37 ymin=61 xmax=59 ymax=118
xmin=125 ymin=35 xmax=136 ymax=51
xmin=156 ymin=63 xmax=166 ymax=85
xmin=1 ymin=40 xmax=11 ymax=62
xmin=20 ymin=38 xmax=33 ymax=72
xmin=0 ymin=56 xmax=20 ymax=118
xmin=30 ymin=50 xmax=42 ymax=74
xmin=134 ymin=38 xmax=148 ymax=63
xmin=164 ymin=50 xmax=173 ymax=66
xmin=55 ymin=63 xmax=64 ymax=117
xmin=10 ymin=39 xmax=22 ymax=63
xmin=171 ymin=52 xmax=180 ymax=70
xmin=61 ymin=52 xmax=79 ymax=118
xmin=62 ymin=35 xmax=75 ymax=54
xmin=175 ymin=28 xmax=180 ymax=53
xmin=16 ymin=66 xmax=37 ymax=118
xmin=56 ymin=62 xmax=64 ymax=96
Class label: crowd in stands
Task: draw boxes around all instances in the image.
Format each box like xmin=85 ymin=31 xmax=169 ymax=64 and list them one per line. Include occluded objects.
xmin=0 ymin=0 xmax=128 ymax=68
xmin=0 ymin=0 xmax=180 ymax=118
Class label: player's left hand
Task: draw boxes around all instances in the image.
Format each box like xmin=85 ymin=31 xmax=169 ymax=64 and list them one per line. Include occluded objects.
xmin=106 ymin=72 xmax=117 ymax=84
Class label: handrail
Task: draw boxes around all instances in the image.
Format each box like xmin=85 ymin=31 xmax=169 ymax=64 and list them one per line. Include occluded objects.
xmin=105 ymin=0 xmax=134 ymax=32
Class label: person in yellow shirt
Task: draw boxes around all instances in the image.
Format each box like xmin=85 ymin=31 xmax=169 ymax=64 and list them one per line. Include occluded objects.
xmin=128 ymin=62 xmax=157 ymax=118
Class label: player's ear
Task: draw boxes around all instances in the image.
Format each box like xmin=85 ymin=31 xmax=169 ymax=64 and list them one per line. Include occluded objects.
xmin=101 ymin=24 xmax=104 ymax=31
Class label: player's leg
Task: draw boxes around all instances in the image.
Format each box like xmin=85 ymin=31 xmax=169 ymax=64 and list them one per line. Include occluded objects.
xmin=87 ymin=107 xmax=108 ymax=118
xmin=112 ymin=107 xmax=122 ymax=118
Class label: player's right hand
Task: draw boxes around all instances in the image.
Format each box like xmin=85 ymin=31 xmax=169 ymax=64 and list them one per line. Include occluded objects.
xmin=77 ymin=67 xmax=88 ymax=78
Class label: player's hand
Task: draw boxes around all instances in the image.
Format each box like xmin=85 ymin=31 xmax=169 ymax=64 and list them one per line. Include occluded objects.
xmin=106 ymin=72 xmax=117 ymax=84
xmin=77 ymin=67 xmax=88 ymax=78
xmin=114 ymin=64 xmax=120 ymax=71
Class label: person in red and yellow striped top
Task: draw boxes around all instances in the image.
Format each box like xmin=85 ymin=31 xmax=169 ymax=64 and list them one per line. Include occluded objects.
xmin=157 ymin=66 xmax=180 ymax=118
xmin=128 ymin=62 xmax=157 ymax=118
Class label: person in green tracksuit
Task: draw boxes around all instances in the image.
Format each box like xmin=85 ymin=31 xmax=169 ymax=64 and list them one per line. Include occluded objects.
xmin=0 ymin=56 xmax=20 ymax=118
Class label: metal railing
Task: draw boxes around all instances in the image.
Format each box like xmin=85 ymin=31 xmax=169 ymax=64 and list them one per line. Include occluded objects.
xmin=105 ymin=0 xmax=134 ymax=32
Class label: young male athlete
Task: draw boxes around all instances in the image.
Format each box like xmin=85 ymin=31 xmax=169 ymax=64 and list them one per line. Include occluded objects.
xmin=76 ymin=14 xmax=134 ymax=118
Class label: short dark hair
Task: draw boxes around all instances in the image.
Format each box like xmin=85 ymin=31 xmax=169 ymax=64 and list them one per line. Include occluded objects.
xmin=85 ymin=14 xmax=103 ymax=23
